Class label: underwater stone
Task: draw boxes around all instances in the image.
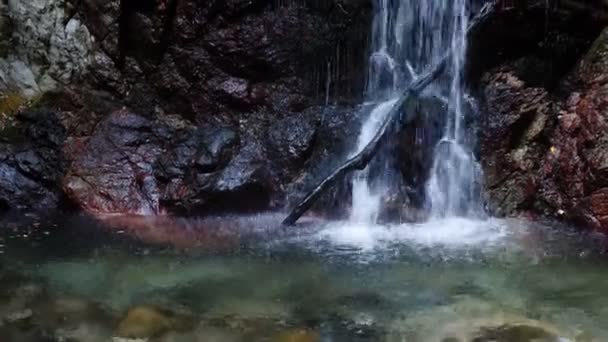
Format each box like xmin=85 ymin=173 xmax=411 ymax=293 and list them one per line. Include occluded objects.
xmin=116 ymin=305 xmax=194 ymax=339
xmin=4 ymin=308 xmax=33 ymax=323
xmin=472 ymin=323 xmax=566 ymax=342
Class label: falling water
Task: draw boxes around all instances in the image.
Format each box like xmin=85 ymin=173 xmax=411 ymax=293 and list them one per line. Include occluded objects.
xmin=424 ymin=0 xmax=484 ymax=218
xmin=351 ymin=0 xmax=483 ymax=223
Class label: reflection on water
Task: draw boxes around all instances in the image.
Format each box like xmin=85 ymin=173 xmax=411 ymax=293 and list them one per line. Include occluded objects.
xmin=1 ymin=214 xmax=608 ymax=341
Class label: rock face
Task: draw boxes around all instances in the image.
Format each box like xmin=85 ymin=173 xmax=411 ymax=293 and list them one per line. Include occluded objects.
xmin=480 ymin=23 xmax=608 ymax=231
xmin=0 ymin=0 xmax=371 ymax=215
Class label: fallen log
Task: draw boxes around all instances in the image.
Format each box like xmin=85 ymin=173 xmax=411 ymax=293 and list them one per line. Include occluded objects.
xmin=282 ymin=2 xmax=496 ymax=226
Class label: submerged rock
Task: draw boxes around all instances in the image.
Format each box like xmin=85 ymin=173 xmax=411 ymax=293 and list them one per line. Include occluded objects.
xmin=116 ymin=305 xmax=194 ymax=339
xmin=471 ymin=323 xmax=565 ymax=342
xmin=387 ymin=297 xmax=577 ymax=342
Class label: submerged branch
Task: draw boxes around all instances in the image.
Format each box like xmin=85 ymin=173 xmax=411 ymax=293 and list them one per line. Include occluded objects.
xmin=282 ymin=2 xmax=496 ymax=226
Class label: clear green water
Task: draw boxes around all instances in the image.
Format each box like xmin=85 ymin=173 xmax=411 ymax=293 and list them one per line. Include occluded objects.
xmin=1 ymin=214 xmax=607 ymax=341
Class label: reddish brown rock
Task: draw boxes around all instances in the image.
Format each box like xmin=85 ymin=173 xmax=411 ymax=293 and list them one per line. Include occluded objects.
xmin=63 ymin=110 xmax=167 ymax=215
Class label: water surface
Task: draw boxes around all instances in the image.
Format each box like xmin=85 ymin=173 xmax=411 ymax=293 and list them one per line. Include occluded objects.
xmin=1 ymin=214 xmax=607 ymax=341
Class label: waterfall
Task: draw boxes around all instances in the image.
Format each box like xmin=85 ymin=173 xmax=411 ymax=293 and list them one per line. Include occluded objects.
xmin=351 ymin=0 xmax=483 ymax=223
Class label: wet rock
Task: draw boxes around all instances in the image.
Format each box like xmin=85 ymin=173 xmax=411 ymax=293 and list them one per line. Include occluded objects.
xmin=156 ymin=124 xmax=275 ymax=214
xmin=116 ymin=305 xmax=194 ymax=339
xmin=63 ymin=109 xmax=171 ymax=215
xmin=81 ymin=0 xmax=370 ymax=119
xmin=468 ymin=0 xmax=608 ymax=89
xmin=479 ymin=71 xmax=553 ymax=216
xmin=61 ymin=106 xmax=291 ymax=215
xmin=210 ymin=77 xmax=252 ymax=109
xmin=268 ymin=113 xmax=318 ymax=171
xmin=390 ymin=94 xmax=449 ymax=219
xmin=204 ymin=6 xmax=324 ymax=79
xmin=283 ymin=104 xmax=364 ymax=218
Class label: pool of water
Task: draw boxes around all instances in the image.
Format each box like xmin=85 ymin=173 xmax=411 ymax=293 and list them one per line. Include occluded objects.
xmin=1 ymin=213 xmax=608 ymax=341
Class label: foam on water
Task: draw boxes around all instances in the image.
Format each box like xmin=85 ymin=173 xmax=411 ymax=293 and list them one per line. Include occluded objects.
xmin=314 ymin=217 xmax=509 ymax=252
